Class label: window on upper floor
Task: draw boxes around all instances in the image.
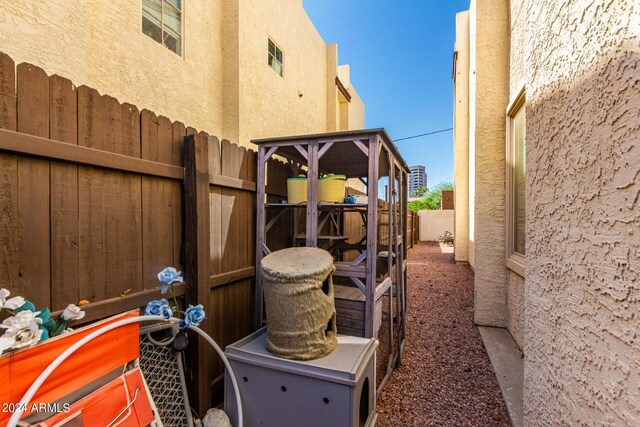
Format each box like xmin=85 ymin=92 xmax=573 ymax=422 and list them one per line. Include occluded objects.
xmin=268 ymin=38 xmax=284 ymax=77
xmin=506 ymin=87 xmax=526 ymax=275
xmin=142 ymin=0 xmax=182 ymax=55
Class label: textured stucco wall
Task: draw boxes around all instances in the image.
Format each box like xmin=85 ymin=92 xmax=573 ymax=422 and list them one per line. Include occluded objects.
xmin=471 ymin=0 xmax=510 ymax=326
xmin=507 ymin=271 xmax=525 ymax=349
xmin=0 ymin=0 xmax=224 ymax=137
xmin=505 ymin=0 xmax=527 ymax=351
xmin=237 ymin=0 xmax=328 ymax=146
xmin=348 ymin=88 xmax=365 ymax=130
xmin=338 ymin=65 xmax=365 ymax=130
xmin=523 ymin=0 xmax=640 ymax=424
xmin=0 ymin=0 xmax=364 ymax=147
xmin=326 ymin=43 xmax=340 ymax=132
xmin=453 ymin=11 xmax=470 ymax=263
xmin=467 ymin=0 xmax=477 ymax=271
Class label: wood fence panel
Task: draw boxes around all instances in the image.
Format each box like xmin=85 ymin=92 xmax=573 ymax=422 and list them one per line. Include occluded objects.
xmin=157 ymin=115 xmax=182 ymax=270
xmin=0 ymin=52 xmax=19 ymax=301
xmin=207 ymin=139 xmax=257 ymax=385
xmin=141 ymin=109 xmax=161 ymax=291
xmin=208 ymin=135 xmax=222 ymax=278
xmin=141 ymin=110 xmax=182 ymax=289
xmin=50 ymin=75 xmax=79 ymax=310
xmin=121 ymin=104 xmax=143 ymax=294
xmin=102 ymin=95 xmax=126 ymax=299
xmin=77 ymin=86 xmax=106 ymax=302
xmin=17 ymin=63 xmax=51 ymax=309
xmin=170 ymin=122 xmax=185 ymax=269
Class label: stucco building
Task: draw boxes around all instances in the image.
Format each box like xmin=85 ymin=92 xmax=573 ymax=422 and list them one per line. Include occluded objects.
xmin=0 ymin=0 xmax=364 ymax=147
xmin=453 ymin=0 xmax=639 ymax=424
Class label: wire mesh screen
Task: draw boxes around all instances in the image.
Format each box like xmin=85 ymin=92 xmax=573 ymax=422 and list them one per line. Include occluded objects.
xmin=139 ymin=326 xmax=192 ymax=427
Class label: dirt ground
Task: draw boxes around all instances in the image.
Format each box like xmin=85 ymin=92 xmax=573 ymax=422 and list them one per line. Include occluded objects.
xmin=376 ymin=242 xmax=510 ymax=426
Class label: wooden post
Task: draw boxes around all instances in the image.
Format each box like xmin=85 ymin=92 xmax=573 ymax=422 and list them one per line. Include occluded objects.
xmin=392 ymin=161 xmax=404 ymax=364
xmin=255 ymin=144 xmax=266 ymax=329
xmin=364 ymin=134 xmax=379 ymax=338
xmin=183 ymin=133 xmax=212 ymax=413
xmin=402 ymin=172 xmax=409 ymax=329
xmin=387 ymin=150 xmax=395 ymax=358
xmin=306 ymin=141 xmax=318 ymax=247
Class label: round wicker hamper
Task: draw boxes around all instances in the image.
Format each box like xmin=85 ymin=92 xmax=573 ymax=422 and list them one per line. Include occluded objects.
xmin=260 ymin=247 xmax=337 ymax=360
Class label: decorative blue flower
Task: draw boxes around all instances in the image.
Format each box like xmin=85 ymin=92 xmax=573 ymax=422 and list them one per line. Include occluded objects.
xmin=157 ymin=267 xmax=184 ymax=294
xmin=178 ymin=304 xmax=205 ymax=329
xmin=145 ymin=299 xmax=173 ymax=320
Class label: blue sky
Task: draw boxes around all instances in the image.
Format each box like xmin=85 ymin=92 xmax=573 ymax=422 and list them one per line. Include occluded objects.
xmin=304 ymin=0 xmax=470 ymax=188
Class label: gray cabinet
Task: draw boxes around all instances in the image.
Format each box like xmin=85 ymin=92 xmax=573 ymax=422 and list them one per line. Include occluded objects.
xmin=225 ymin=328 xmax=378 ymax=427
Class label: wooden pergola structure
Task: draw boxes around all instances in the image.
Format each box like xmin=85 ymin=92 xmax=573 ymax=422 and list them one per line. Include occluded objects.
xmin=252 ymin=129 xmax=410 ymax=384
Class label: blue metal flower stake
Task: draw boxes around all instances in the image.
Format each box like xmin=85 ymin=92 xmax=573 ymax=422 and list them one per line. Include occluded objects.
xmin=145 ymin=267 xmax=205 ymax=331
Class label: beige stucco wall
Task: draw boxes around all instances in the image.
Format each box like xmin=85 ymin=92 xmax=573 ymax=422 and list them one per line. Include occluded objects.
xmin=419 ymin=210 xmax=454 ymax=242
xmin=470 ymin=0 xmax=510 ymax=327
xmin=456 ymin=0 xmax=639 ymax=422
xmin=467 ymin=0 xmax=477 ymax=271
xmin=235 ymin=0 xmax=328 ymax=146
xmin=337 ymin=65 xmax=365 ymax=130
xmin=0 ymin=0 xmax=224 ymax=136
xmin=522 ymin=0 xmax=640 ymax=424
xmin=505 ymin=0 xmax=527 ymax=351
xmin=453 ymin=11 xmax=470 ymax=263
xmin=506 ymin=271 xmax=524 ymax=349
xmin=0 ymin=0 xmax=364 ymax=147
xmin=326 ymin=44 xmax=340 ymax=132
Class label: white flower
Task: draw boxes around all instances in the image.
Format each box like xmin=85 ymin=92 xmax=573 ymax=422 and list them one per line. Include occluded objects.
xmin=0 ymin=334 xmax=15 ymax=353
xmin=0 ymin=288 xmax=25 ymax=310
xmin=0 ymin=311 xmax=43 ymax=351
xmin=0 ymin=288 xmax=9 ymax=304
xmin=61 ymin=304 xmax=85 ymax=322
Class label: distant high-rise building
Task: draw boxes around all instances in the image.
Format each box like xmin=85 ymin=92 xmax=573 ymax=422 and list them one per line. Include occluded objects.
xmin=409 ymin=165 xmax=427 ymax=194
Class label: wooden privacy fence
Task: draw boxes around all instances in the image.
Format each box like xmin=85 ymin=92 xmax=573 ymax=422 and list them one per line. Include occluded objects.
xmin=0 ymin=51 xmax=283 ymax=411
xmin=407 ymin=210 xmax=419 ymax=247
xmin=0 ymin=49 xmax=418 ymax=412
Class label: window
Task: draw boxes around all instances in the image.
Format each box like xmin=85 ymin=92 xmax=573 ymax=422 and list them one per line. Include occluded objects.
xmin=506 ymin=88 xmax=526 ymax=275
xmin=268 ymin=39 xmax=283 ymax=77
xmin=142 ymin=0 xmax=182 ymax=55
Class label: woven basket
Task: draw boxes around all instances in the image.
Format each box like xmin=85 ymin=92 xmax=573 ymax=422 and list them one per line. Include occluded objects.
xmin=318 ymin=174 xmax=346 ymax=203
xmin=287 ymin=177 xmax=307 ymax=204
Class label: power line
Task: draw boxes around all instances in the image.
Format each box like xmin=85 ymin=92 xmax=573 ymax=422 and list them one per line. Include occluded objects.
xmin=394 ymin=127 xmax=453 ymax=142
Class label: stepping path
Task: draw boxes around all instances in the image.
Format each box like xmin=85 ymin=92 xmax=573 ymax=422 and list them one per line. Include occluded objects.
xmin=376 ymin=242 xmax=510 ymax=426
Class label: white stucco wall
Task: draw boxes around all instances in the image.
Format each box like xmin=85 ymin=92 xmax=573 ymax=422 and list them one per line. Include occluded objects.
xmin=522 ymin=0 xmax=640 ymax=424
xmin=418 ymin=210 xmax=454 ymax=242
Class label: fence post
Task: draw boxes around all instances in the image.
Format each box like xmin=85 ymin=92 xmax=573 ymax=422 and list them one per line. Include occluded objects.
xmin=183 ymin=133 xmax=211 ymax=413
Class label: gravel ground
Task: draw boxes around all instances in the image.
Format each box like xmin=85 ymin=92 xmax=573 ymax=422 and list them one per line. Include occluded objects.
xmin=376 ymin=242 xmax=510 ymax=426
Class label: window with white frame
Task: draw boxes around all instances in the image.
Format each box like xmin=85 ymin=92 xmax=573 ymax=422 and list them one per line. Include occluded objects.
xmin=142 ymin=0 xmax=182 ymax=55
xmin=506 ymin=88 xmax=526 ymax=274
xmin=268 ymin=39 xmax=283 ymax=77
